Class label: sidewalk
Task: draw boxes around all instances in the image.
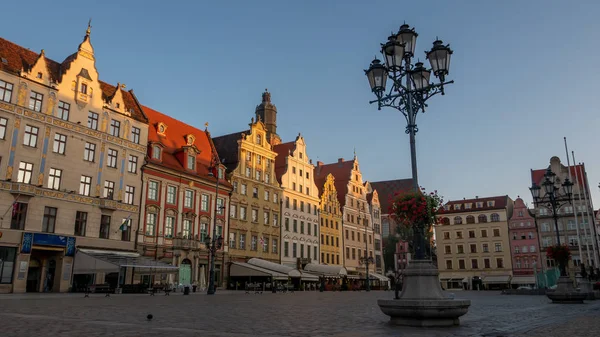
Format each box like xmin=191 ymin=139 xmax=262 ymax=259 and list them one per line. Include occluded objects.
xmin=0 ymin=289 xmax=244 ymax=300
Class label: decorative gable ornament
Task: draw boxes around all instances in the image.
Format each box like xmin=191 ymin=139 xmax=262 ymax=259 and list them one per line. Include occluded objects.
xmin=186 ymin=134 xmax=196 ymax=146
xmin=157 ymin=122 xmax=167 ymax=136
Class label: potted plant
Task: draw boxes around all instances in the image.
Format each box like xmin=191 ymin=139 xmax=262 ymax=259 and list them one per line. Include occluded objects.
xmin=546 ymin=244 xmax=571 ymax=276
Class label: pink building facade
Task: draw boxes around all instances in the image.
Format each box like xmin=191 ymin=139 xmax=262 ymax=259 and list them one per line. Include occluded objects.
xmin=508 ymin=197 xmax=542 ymax=286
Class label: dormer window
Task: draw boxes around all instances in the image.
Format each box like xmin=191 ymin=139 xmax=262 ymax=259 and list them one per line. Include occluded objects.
xmin=186 ymin=134 xmax=196 ymax=146
xmin=81 ymin=83 xmax=88 ymax=94
xmin=476 ymin=202 xmax=483 ymax=208
xmin=152 ymin=145 xmax=161 ymax=160
xmin=157 ymin=122 xmax=167 ymax=136
xmin=187 ymin=154 xmax=196 ymax=170
xmin=453 ymin=204 xmax=461 ymax=210
xmin=465 ymin=203 xmax=471 ymax=209
xmin=218 ymin=168 xmax=224 ymax=179
xmin=487 ymin=201 xmax=495 ymax=207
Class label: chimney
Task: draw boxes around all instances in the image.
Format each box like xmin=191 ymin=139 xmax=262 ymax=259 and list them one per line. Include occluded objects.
xmin=475 ymin=196 xmax=479 ymax=199
xmin=317 ymin=161 xmax=324 ymax=167
xmin=338 ymin=158 xmax=344 ymax=163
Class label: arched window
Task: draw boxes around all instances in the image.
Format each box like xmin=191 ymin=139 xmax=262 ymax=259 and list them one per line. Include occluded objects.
xmin=441 ymin=217 xmax=450 ymax=225
xmin=152 ymin=145 xmax=161 ymax=160
xmin=491 ymin=213 xmax=500 ymax=222
xmin=478 ymin=214 xmax=488 ymax=223
xmin=453 ymin=216 xmax=462 ymax=225
xmin=466 ymin=215 xmax=475 ymax=224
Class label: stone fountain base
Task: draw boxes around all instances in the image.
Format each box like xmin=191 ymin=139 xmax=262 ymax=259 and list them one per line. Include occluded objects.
xmin=546 ymin=276 xmax=587 ymax=304
xmin=378 ymin=260 xmax=470 ymax=327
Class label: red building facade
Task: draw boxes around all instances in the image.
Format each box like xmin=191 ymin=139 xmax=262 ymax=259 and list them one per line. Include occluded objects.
xmin=508 ymin=197 xmax=541 ymax=287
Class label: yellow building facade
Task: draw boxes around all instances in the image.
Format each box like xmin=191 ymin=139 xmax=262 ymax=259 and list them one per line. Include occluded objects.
xmin=435 ymin=196 xmax=514 ymax=290
xmin=317 ymin=173 xmax=343 ymax=266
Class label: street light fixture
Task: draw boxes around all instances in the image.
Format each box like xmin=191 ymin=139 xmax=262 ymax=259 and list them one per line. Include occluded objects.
xmin=206 ymin=167 xmax=225 ymax=295
xmin=529 ymin=167 xmax=574 ymax=276
xmin=358 ymin=213 xmax=372 ymax=291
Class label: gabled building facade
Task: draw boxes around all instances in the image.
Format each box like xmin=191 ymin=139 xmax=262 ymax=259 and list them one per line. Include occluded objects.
xmin=315 ymin=156 xmax=375 ymax=277
xmin=213 ymin=91 xmax=282 ymax=264
xmin=365 ymin=182 xmax=384 ymax=273
xmin=139 ymin=106 xmax=232 ymax=288
xmin=435 ymin=196 xmax=514 ymax=290
xmin=0 ymin=28 xmax=148 ymax=293
xmin=274 ymin=134 xmax=320 ymax=267
xmin=316 ymin=173 xmax=343 ymax=266
xmin=508 ymin=197 xmax=541 ymax=287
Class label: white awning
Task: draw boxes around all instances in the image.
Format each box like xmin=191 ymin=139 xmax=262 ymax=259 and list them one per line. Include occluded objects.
xmin=511 ymin=276 xmax=535 ymax=284
xmin=303 ymin=263 xmax=348 ymax=277
xmin=247 ymin=258 xmax=302 ymax=277
xmin=300 ymin=271 xmax=320 ymax=281
xmin=369 ymin=272 xmax=390 ymax=282
xmin=229 ymin=262 xmax=288 ymax=280
xmin=483 ymin=275 xmax=511 ymax=284
xmin=73 ymin=249 xmax=179 ymax=274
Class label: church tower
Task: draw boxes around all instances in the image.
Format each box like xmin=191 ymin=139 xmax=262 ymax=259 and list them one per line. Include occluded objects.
xmin=255 ymin=88 xmax=281 ymax=146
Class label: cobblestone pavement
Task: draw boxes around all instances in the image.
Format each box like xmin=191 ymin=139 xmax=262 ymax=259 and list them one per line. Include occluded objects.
xmin=0 ymin=290 xmax=598 ymax=337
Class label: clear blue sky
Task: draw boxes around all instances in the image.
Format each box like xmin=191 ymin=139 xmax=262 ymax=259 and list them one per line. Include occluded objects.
xmin=2 ymin=0 xmax=600 ymax=209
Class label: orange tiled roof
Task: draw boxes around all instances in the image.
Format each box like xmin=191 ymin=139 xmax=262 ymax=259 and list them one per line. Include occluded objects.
xmin=0 ymin=36 xmax=147 ymax=123
xmin=142 ymin=105 xmax=229 ymax=187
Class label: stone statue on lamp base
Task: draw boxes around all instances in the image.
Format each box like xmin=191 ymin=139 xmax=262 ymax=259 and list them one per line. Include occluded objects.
xmin=378 ymin=260 xmax=471 ymax=327
xmin=546 ymin=275 xmax=587 ymax=304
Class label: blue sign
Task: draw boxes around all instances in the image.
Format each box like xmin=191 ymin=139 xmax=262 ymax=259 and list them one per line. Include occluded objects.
xmin=65 ymin=237 xmax=76 ymax=257
xmin=33 ymin=233 xmax=68 ymax=247
xmin=21 ymin=232 xmax=33 ymax=254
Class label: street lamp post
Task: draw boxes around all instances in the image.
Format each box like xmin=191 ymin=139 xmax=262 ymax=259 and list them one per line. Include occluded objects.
xmin=529 ymin=167 xmax=574 ymax=276
xmin=367 ymin=24 xmax=470 ymax=327
xmin=358 ymin=214 xmax=373 ymax=291
xmin=365 ymin=24 xmax=453 ymax=260
xmin=206 ymin=169 xmax=225 ymax=295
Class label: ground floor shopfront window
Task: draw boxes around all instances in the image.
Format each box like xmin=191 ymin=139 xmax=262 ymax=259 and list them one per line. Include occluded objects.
xmin=0 ymin=247 xmax=17 ymax=284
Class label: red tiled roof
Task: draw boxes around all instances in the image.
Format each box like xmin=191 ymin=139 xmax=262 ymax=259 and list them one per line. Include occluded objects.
xmin=369 ymin=179 xmax=414 ymax=214
xmin=314 ymin=159 xmax=355 ymax=208
xmin=530 ymin=163 xmax=587 ymax=189
xmin=273 ymin=141 xmax=295 ymax=184
xmin=441 ymin=195 xmax=510 ymax=215
xmin=142 ymin=105 xmax=229 ymax=187
xmin=0 ymin=36 xmax=147 ymax=123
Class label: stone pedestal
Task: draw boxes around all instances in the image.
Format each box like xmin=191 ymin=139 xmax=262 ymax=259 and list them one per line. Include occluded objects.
xmin=546 ymin=276 xmax=587 ymax=304
xmin=377 ymin=260 xmax=470 ymax=327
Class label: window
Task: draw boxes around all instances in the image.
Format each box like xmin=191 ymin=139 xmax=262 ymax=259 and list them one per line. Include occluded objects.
xmin=75 ymin=211 xmax=88 ymax=236
xmin=145 ymin=213 xmax=156 ymax=236
xmin=0 ymin=80 xmax=13 ymax=103
xmin=230 ymin=204 xmax=237 ymax=218
xmin=125 ymin=185 xmax=135 ymax=205
xmin=265 ymin=173 xmax=270 ymax=184
xmin=253 ymin=187 xmax=258 ymax=198
xmin=78 ymin=175 xmax=92 ymax=196
xmin=454 ymin=216 xmax=462 ymax=224
xmin=10 ymin=203 xmax=27 ymax=230
xmin=0 ymin=247 xmax=17 ymax=284
xmin=300 ymin=201 xmax=304 ymax=212
xmin=251 ymin=236 xmax=258 ymax=251
xmin=491 ymin=213 xmax=500 ymax=222
xmin=484 ymin=258 xmax=491 ymax=268
xmin=148 ymin=181 xmax=159 ymax=200
xmin=240 ymin=206 xmax=247 ymax=220
xmin=252 ymin=209 xmax=258 ymax=222
xmin=46 ymin=168 xmax=62 ymax=190
xmin=199 ymin=222 xmax=208 ymax=242
xmin=165 ymin=216 xmax=175 ymax=238
xmin=457 ymin=245 xmax=464 ymax=254
xmin=495 ymin=243 xmax=502 ymax=252
xmin=522 ymin=245 xmax=529 ymax=253
xmin=241 ymin=184 xmax=247 ymax=195
xmin=482 ymin=243 xmax=489 ymax=252
xmin=263 ymin=237 xmax=269 ymax=252
xmin=81 ymin=83 xmax=88 ymax=94
xmin=87 ymin=111 xmax=99 ymax=130
xmin=131 ymin=126 xmax=141 ymax=144
xmin=182 ymin=219 xmax=192 ymax=238
xmin=229 ymin=233 xmax=236 ymax=249
xmin=109 ymin=120 xmax=121 ymax=137
xmin=284 ymin=242 xmax=289 ymax=257
xmin=0 ymin=117 xmax=6 ymax=140
xmin=444 ymin=245 xmax=451 ymax=254
xmin=158 ymin=186 xmax=173 ymax=204
xmin=240 ymin=234 xmax=246 ymax=250
xmin=273 ymin=239 xmax=278 ymax=254
xmin=466 ymin=215 xmax=475 ymax=224
xmin=493 ymin=229 xmax=500 ymax=237
xmin=152 ymin=145 xmax=161 ymax=160
xmin=471 ymin=259 xmax=478 ymax=269
xmin=184 ymin=190 xmax=194 ymax=208
xmin=459 ymin=260 xmax=466 ymax=269
xmin=57 ymin=101 xmax=70 ymax=120
xmin=293 ymin=199 xmax=297 ymax=210
xmin=17 ymin=162 xmax=33 ymax=183
xmin=217 ymin=198 xmax=224 ymax=215
xmin=245 ymin=167 xmax=251 ymax=177
xmin=468 ymin=230 xmax=475 ymax=238
xmin=443 ymin=232 xmax=450 ymax=240
xmin=300 ymin=221 xmax=304 ymax=234
xmin=104 ymin=180 xmax=115 ymax=199
xmin=496 ymin=258 xmax=504 ymax=269
xmin=264 ymin=190 xmax=270 ymax=201
xmin=530 ymin=245 xmax=536 ymax=252
xmin=456 ymin=231 xmax=463 ymax=239
xmin=23 ymin=125 xmax=38 ymax=147
xmin=478 ymin=214 xmax=488 ymax=223
xmin=481 ymin=229 xmax=488 ymax=238
xmin=446 ymin=261 xmax=453 ymax=269
xmin=53 ymin=133 xmax=67 ymax=154
xmin=470 ymin=244 xmax=477 ymax=253
xmin=100 ymin=215 xmax=111 ymax=239
xmin=187 ymin=154 xmax=195 ymax=170
xmin=285 ymin=197 xmax=290 ymax=208
xmin=201 ymin=194 xmax=209 ymax=212
xmin=84 ymin=142 xmax=96 ymax=162
xmin=107 ymin=149 xmax=118 ymax=168
xmin=246 ymin=152 xmax=251 ymax=161
xmin=29 ymin=91 xmax=43 ymax=112
xmin=285 ymin=218 xmax=290 ymax=231
xmin=233 ymin=182 xmax=238 ymax=193
xmin=42 ymin=207 xmax=57 ymax=233
xmin=128 ymin=155 xmax=138 ymax=173
xmin=263 ymin=211 xmax=270 ymax=225
xmin=293 ymin=243 xmax=297 ymax=257
xmin=256 ymin=134 xmax=262 ymax=145
xmin=300 ymin=244 xmax=304 ymax=258
xmin=293 ymin=219 xmax=298 ymax=232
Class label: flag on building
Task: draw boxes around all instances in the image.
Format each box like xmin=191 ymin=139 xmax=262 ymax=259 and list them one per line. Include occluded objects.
xmin=119 ymin=214 xmax=132 ymax=231
xmin=259 ymin=237 xmax=265 ymax=245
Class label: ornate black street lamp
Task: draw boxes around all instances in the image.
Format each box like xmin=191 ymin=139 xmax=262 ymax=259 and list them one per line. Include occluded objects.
xmin=206 ymin=168 xmax=225 ymax=295
xmin=358 ymin=213 xmax=374 ymax=291
xmin=365 ymin=23 xmax=453 ymax=260
xmin=529 ymin=167 xmax=574 ymax=276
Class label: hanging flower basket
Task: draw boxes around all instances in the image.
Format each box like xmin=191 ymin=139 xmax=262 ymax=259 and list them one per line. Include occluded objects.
xmin=546 ymin=244 xmax=571 ymax=265
xmin=389 ymin=187 xmax=443 ymax=229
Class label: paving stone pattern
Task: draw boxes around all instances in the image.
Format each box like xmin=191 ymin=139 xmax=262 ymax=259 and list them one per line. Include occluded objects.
xmin=0 ymin=291 xmax=598 ymax=337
